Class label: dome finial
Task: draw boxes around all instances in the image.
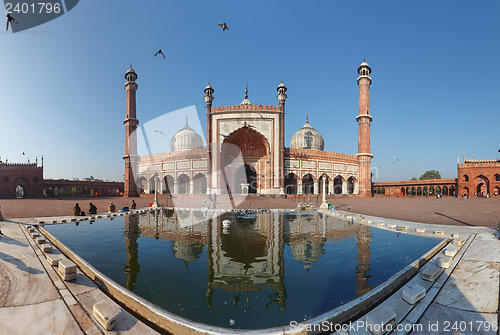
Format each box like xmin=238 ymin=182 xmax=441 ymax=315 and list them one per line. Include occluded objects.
xmin=244 ymin=83 xmax=248 ymax=100
xmin=186 ymin=115 xmax=188 ymax=126
xmin=306 ymin=114 xmax=309 ymax=123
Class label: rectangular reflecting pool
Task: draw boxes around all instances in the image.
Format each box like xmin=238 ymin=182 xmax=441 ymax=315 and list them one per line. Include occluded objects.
xmin=44 ymin=210 xmax=441 ymax=329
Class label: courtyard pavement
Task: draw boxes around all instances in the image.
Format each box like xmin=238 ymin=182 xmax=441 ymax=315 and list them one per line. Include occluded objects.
xmin=1 ymin=195 xmax=500 ymax=227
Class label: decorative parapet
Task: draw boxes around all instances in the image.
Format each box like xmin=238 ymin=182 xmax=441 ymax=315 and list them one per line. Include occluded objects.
xmin=459 ymin=159 xmax=500 ymax=168
xmin=211 ymin=104 xmax=280 ymax=112
xmin=373 ymin=178 xmax=458 ymax=187
xmin=0 ymin=162 xmax=42 ymax=170
xmin=139 ymin=148 xmax=208 ymax=164
xmin=285 ymin=147 xmax=358 ymax=162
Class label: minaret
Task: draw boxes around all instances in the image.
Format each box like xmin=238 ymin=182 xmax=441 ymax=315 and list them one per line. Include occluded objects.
xmin=204 ymin=83 xmax=215 ymax=194
xmin=356 ymin=60 xmax=373 ymax=197
xmin=123 ymin=66 xmax=139 ymax=197
xmin=277 ymin=81 xmax=287 ymax=194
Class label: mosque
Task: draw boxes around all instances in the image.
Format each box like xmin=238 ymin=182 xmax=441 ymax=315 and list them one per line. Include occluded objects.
xmin=123 ymin=61 xmax=374 ymax=198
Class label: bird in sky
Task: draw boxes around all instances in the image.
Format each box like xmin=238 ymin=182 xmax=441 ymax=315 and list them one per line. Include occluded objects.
xmin=22 ymin=152 xmax=25 ymax=155
xmin=154 ymin=130 xmax=166 ymax=137
xmin=221 ymin=134 xmax=229 ymax=139
xmin=218 ymin=23 xmax=229 ymax=31
xmin=154 ymin=49 xmax=165 ymax=58
xmin=6 ymin=14 xmax=18 ymax=31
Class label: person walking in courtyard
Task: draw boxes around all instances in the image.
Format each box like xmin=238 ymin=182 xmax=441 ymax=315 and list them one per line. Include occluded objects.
xmin=89 ymin=203 xmax=97 ymax=214
xmin=131 ymin=200 xmax=136 ymax=209
xmin=73 ymin=203 xmax=81 ymax=216
xmin=108 ymin=202 xmax=116 ymax=213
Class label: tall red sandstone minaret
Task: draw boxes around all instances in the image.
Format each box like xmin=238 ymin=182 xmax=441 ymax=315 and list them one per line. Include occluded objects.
xmin=277 ymin=81 xmax=287 ymax=194
xmin=356 ymin=60 xmax=373 ymax=197
xmin=204 ymin=83 xmax=214 ymax=193
xmin=123 ymin=66 xmax=139 ymax=197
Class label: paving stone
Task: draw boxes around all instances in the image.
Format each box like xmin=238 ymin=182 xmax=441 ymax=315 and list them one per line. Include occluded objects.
xmin=93 ymin=300 xmax=121 ymax=331
xmin=422 ymin=264 xmax=443 ymax=282
xmin=58 ymin=259 xmax=77 ymax=274
xmin=58 ymin=269 xmax=77 ymax=281
xmin=35 ymin=236 xmax=46 ymax=244
xmin=387 ymin=224 xmax=396 ymax=229
xmin=418 ymin=302 xmax=497 ymax=335
xmin=416 ymin=228 xmax=426 ymax=233
xmin=59 ymin=288 xmax=78 ymax=307
xmin=453 ymin=238 xmax=465 ymax=246
xmin=404 ymin=286 xmax=440 ymax=324
xmin=462 ymin=240 xmax=500 ymax=263
xmin=398 ymin=226 xmax=408 ymax=231
xmin=0 ymin=299 xmax=83 ymax=334
xmin=434 ymin=230 xmax=445 ymax=236
xmin=68 ymin=304 xmax=101 ymax=335
xmin=46 ymin=254 xmax=64 ymax=266
xmin=41 ymin=243 xmax=53 ymax=253
xmin=30 ymin=232 xmax=40 ymax=238
xmin=402 ymin=284 xmax=426 ymax=304
xmin=365 ymin=307 xmax=396 ymax=335
xmin=443 ymin=246 xmax=458 ymax=257
xmin=437 ymin=256 xmax=453 ymax=269
xmin=435 ymin=260 xmax=499 ymax=313
xmin=0 ymin=256 xmax=59 ymax=307
xmin=76 ymin=289 xmax=159 ymax=334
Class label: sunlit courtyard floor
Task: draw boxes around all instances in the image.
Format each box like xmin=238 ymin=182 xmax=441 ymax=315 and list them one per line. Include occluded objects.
xmin=1 ymin=195 xmax=499 ymax=227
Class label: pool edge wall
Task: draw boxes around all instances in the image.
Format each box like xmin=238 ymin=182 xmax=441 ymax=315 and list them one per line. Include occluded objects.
xmin=38 ymin=213 xmax=449 ymax=335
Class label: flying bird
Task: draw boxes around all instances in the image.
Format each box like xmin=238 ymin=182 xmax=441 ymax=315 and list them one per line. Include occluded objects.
xmin=155 ymin=130 xmax=167 ymax=137
xmin=154 ymin=49 xmax=165 ymax=58
xmin=347 ymin=206 xmax=352 ymax=211
xmin=22 ymin=152 xmax=25 ymax=155
xmin=218 ymin=23 xmax=229 ymax=31
xmin=6 ymin=14 xmax=18 ymax=31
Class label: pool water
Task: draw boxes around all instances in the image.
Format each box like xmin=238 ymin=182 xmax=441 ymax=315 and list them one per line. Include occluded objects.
xmin=44 ymin=210 xmax=440 ymax=329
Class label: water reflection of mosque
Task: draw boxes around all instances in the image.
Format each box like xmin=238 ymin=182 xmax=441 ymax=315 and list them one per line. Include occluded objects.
xmin=123 ymin=210 xmax=372 ymax=308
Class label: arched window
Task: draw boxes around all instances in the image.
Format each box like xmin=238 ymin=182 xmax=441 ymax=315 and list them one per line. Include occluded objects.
xmin=463 ymin=174 xmax=469 ymax=182
xmin=495 ymin=174 xmax=500 ymax=182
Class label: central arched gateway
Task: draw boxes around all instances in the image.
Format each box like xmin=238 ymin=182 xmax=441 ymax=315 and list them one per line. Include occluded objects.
xmin=221 ymin=126 xmax=270 ymax=194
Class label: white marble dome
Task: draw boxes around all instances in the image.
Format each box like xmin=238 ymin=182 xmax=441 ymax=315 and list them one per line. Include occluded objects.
xmin=170 ymin=122 xmax=204 ymax=152
xmin=290 ymin=117 xmax=324 ymax=151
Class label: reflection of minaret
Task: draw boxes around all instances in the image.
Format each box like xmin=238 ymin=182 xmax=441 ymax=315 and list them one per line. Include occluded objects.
xmin=355 ymin=225 xmax=372 ymax=296
xmin=124 ymin=214 xmax=141 ymax=291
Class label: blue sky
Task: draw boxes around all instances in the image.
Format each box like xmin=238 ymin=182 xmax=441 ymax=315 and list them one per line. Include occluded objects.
xmin=1 ymin=0 xmax=498 ymax=182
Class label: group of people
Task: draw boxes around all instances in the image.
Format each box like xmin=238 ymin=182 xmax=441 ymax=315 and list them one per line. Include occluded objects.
xmin=73 ymin=200 xmax=136 ymax=216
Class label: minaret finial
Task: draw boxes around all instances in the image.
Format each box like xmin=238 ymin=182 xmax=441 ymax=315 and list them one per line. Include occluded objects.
xmin=245 ymin=83 xmax=248 ymax=100
xmin=306 ymin=114 xmax=309 ymax=123
xmin=363 ymin=58 xmax=365 ymax=62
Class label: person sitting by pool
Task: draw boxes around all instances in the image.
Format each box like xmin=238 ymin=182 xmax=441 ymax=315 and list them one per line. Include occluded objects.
xmin=131 ymin=200 xmax=136 ymax=209
xmin=89 ymin=203 xmax=97 ymax=214
xmin=73 ymin=203 xmax=81 ymax=216
xmin=108 ymin=202 xmax=116 ymax=213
